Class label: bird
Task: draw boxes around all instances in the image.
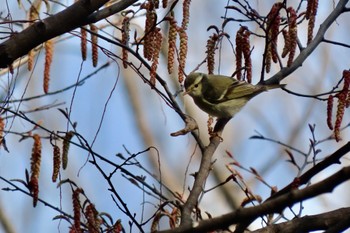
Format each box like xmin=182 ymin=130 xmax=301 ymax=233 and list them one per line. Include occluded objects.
xmin=184 ymin=72 xmax=285 ymax=119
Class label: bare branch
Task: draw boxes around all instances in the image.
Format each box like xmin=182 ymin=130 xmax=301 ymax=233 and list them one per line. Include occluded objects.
xmin=180 ymin=118 xmax=230 ymax=226
xmin=252 ymin=208 xmax=350 ymax=233
xmin=158 ymin=166 xmax=350 ymax=233
xmin=0 ymin=0 xmax=138 ymax=68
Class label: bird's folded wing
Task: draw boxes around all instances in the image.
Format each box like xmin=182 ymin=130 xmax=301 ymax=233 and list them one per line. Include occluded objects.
xmin=203 ymin=77 xmax=236 ymax=102
xmin=225 ymin=82 xmax=266 ymax=99
xmin=206 ymin=80 xmax=265 ymax=103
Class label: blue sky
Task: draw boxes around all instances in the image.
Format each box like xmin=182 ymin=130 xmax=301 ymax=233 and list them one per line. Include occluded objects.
xmin=1 ymin=1 xmax=350 ymax=232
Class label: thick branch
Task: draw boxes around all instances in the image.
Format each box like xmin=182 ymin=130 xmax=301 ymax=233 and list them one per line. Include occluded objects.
xmin=252 ymin=208 xmax=350 ymax=233
xmin=86 ymin=0 xmax=138 ymax=24
xmin=0 ymin=0 xmax=138 ymax=68
xmin=180 ymin=118 xmax=230 ymax=226
xmin=158 ymin=166 xmax=350 ymax=233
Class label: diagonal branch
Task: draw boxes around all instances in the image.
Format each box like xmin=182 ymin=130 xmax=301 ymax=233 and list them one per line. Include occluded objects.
xmin=158 ymin=165 xmax=350 ymax=233
xmin=251 ymin=207 xmax=350 ymax=233
xmin=234 ymin=140 xmax=350 ymax=233
xmin=0 ymin=0 xmax=138 ymax=68
xmin=267 ymin=141 xmax=350 ymax=201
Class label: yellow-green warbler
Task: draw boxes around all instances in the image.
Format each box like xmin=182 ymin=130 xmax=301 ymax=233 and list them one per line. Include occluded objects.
xmin=184 ymin=72 xmax=285 ymax=118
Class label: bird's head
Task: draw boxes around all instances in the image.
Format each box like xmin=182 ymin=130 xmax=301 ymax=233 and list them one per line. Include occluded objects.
xmin=184 ymin=72 xmax=206 ymax=97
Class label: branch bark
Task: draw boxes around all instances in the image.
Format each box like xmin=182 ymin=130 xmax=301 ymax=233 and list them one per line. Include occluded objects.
xmin=0 ymin=0 xmax=138 ymax=68
xmin=252 ymin=208 xmax=350 ymax=233
xmin=158 ymin=165 xmax=350 ymax=233
xmin=180 ymin=118 xmax=230 ymax=226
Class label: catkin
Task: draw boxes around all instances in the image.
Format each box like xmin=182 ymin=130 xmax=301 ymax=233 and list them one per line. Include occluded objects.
xmin=30 ymin=134 xmax=42 ymax=207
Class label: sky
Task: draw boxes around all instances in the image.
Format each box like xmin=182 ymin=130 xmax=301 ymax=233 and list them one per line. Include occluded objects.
xmin=1 ymin=1 xmax=350 ymax=232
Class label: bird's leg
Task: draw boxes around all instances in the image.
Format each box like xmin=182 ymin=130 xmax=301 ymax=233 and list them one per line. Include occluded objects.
xmin=209 ymin=117 xmax=231 ymax=141
xmin=207 ymin=115 xmax=214 ymax=135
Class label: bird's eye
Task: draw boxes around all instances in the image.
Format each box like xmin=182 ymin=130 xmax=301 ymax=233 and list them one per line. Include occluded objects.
xmin=194 ymin=84 xmax=199 ymax=88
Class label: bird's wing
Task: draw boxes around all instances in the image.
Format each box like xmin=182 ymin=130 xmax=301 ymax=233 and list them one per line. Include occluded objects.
xmin=224 ymin=81 xmax=266 ymax=100
xmin=204 ymin=76 xmax=266 ymax=103
xmin=203 ymin=76 xmax=237 ymax=103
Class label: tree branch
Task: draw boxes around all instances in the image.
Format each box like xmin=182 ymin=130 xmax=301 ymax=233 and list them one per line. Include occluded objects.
xmin=158 ymin=165 xmax=350 ymax=233
xmin=234 ymin=140 xmax=350 ymax=232
xmin=252 ymin=207 xmax=350 ymax=233
xmin=0 ymin=0 xmax=138 ymax=68
xmin=180 ymin=118 xmax=230 ymax=226
xmin=268 ymin=141 xmax=350 ymax=201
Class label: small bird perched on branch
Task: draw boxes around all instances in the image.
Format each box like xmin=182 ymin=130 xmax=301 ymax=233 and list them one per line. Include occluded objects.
xmin=184 ymin=72 xmax=285 ymax=119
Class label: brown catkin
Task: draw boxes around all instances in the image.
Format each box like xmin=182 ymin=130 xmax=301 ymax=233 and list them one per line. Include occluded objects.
xmin=52 ymin=145 xmax=61 ymax=182
xmin=178 ymin=28 xmax=188 ymax=83
xmin=30 ymin=134 xmax=42 ymax=207
xmin=307 ymin=15 xmax=315 ymax=45
xmin=306 ymin=0 xmax=313 ymax=19
xmin=342 ymin=70 xmax=350 ymax=94
xmin=144 ymin=3 xmax=156 ymax=60
xmin=344 ymin=70 xmax=350 ymax=107
xmin=235 ymin=27 xmax=251 ymax=81
xmin=265 ymin=3 xmax=282 ymax=72
xmin=113 ymin=220 xmax=123 ymax=232
xmin=312 ymin=0 xmax=319 ymax=17
xmin=85 ymin=203 xmax=100 ymax=233
xmin=121 ymin=17 xmax=130 ymax=69
xmin=80 ymin=26 xmax=87 ymax=61
xmin=27 ymin=1 xmax=41 ymax=71
xmin=334 ymin=92 xmax=346 ymax=142
xmin=281 ymin=29 xmax=290 ymax=58
xmin=327 ymin=95 xmax=334 ymax=130
xmin=306 ymin=0 xmax=318 ymax=44
xmin=44 ymin=39 xmax=54 ymax=94
xmin=287 ymin=7 xmax=297 ymax=67
xmin=167 ymin=15 xmax=177 ymax=74
xmin=150 ymin=28 xmax=162 ymax=87
xmin=306 ymin=0 xmax=318 ymax=19
xmin=181 ymin=0 xmax=191 ymax=30
xmin=265 ymin=45 xmax=272 ymax=73
xmin=270 ymin=15 xmax=281 ymax=63
xmin=206 ymin=33 xmax=218 ymax=75
xmin=333 ymin=70 xmax=350 ymax=141
xmin=265 ymin=3 xmax=283 ymax=73
xmin=72 ymin=188 xmax=83 ymax=233
xmin=62 ymin=131 xmax=74 ymax=170
xmin=90 ymin=24 xmax=98 ymax=67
